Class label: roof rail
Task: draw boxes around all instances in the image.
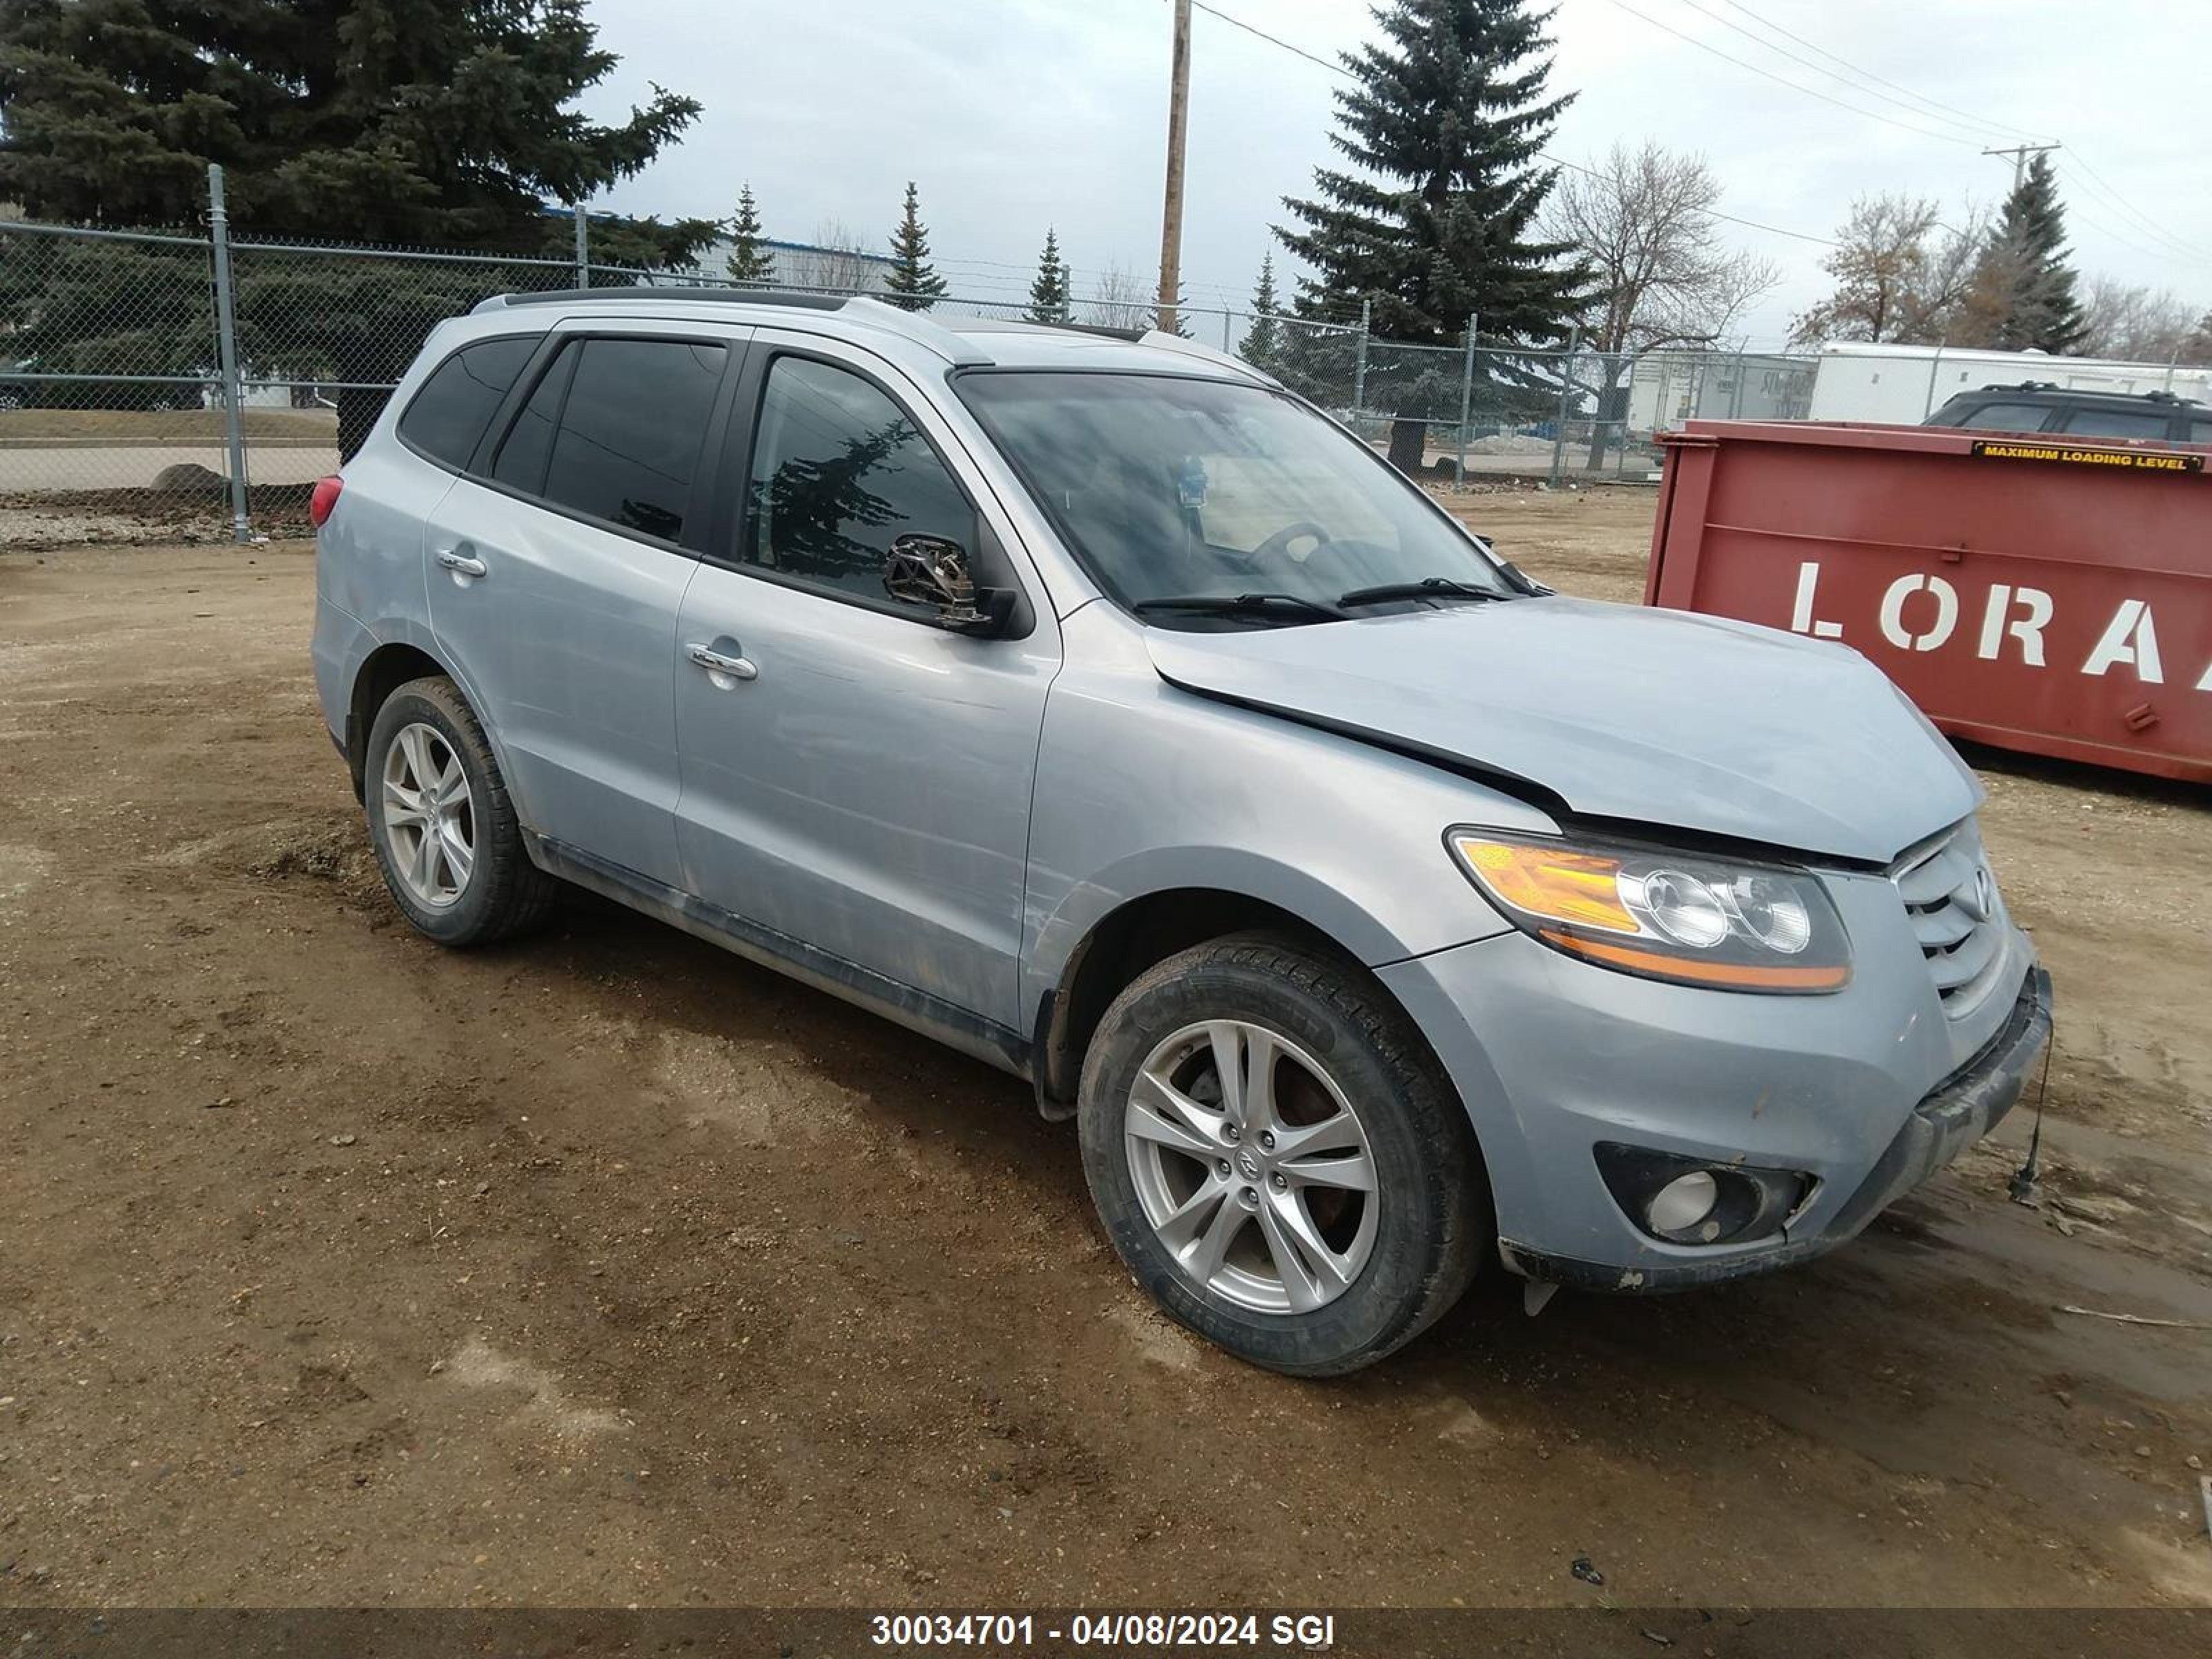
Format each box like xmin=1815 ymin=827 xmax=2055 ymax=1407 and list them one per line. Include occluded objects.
xmin=1132 ymin=328 xmax=1280 ymax=388
xmin=473 ymin=285 xmax=843 ymax=315
xmin=469 ymin=285 xmax=990 ymax=364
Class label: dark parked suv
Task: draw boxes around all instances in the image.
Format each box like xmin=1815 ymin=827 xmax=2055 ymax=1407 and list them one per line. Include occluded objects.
xmin=1924 ymin=382 xmax=2211 ymax=444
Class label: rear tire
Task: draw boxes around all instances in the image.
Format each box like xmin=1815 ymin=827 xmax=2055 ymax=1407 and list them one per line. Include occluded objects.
xmin=1078 ymin=932 xmax=1490 ymax=1376
xmin=364 ymin=675 xmax=554 ymax=946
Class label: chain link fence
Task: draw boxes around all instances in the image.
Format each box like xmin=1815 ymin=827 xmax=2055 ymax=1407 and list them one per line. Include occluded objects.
xmin=20 ymin=167 xmax=2197 ymax=543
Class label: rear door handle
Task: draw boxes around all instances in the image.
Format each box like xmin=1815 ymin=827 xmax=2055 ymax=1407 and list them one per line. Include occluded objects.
xmin=686 ymin=642 xmax=758 ymax=682
xmin=437 ymin=547 xmax=488 ymax=579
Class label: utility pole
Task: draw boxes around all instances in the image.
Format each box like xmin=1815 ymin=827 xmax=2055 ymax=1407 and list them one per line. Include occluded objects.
xmin=1982 ymin=142 xmax=2059 ymax=192
xmin=1156 ymin=0 xmax=1192 ymax=336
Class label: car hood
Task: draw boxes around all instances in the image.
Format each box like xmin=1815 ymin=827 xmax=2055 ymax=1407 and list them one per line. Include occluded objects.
xmin=1143 ymin=597 xmax=1980 ymax=864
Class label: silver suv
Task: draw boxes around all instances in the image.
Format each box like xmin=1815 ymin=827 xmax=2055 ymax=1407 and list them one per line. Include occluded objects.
xmin=311 ymin=290 xmax=2052 ymax=1374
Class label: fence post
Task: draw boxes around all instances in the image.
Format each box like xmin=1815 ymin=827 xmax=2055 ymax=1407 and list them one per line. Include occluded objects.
xmin=1548 ymin=326 xmax=1580 ymax=490
xmin=1454 ymin=317 xmax=1476 ymax=491
xmin=573 ymin=203 xmax=589 ymax=288
xmin=205 ymin=164 xmax=252 ymax=544
xmin=1351 ymin=297 xmax=1371 ymax=427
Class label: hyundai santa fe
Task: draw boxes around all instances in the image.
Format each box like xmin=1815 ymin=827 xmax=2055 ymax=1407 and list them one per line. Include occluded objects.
xmin=310 ymin=289 xmax=2052 ymax=1375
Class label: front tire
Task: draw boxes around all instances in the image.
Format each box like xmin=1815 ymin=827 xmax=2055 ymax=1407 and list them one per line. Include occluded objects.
xmin=1078 ymin=933 xmax=1490 ymax=1376
xmin=364 ymin=675 xmax=553 ymax=946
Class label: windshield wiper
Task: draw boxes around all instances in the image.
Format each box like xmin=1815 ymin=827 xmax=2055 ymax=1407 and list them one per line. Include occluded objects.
xmin=1133 ymin=592 xmax=1346 ymax=623
xmin=1337 ymin=577 xmax=1511 ymax=609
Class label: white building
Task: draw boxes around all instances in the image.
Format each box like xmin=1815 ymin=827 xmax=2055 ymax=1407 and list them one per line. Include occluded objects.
xmin=1805 ymin=341 xmax=2212 ymax=424
xmin=682 ymin=236 xmax=894 ymax=294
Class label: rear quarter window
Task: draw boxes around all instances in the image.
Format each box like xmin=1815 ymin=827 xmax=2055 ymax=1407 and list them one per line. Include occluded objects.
xmin=396 ymin=336 xmax=537 ymax=468
xmin=2058 ymin=406 xmax=2175 ymax=440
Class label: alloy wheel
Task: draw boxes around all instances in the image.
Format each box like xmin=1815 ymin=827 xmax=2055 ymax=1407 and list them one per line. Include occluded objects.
xmin=1123 ymin=1018 xmax=1380 ymax=1315
xmin=381 ymin=722 xmax=475 ymax=908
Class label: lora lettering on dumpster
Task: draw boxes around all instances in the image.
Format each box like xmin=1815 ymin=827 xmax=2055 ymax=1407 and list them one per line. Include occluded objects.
xmin=1788 ymin=562 xmax=2212 ymax=692
xmin=1969 ymin=439 xmax=2204 ymax=474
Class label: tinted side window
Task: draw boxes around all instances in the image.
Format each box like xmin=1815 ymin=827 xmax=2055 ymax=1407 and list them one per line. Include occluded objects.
xmin=741 ymin=357 xmax=975 ymax=606
xmin=1954 ymin=402 xmax=2056 ymax=433
xmin=539 ymin=337 xmax=727 ymax=542
xmin=491 ymin=341 xmax=578 ymax=497
xmin=398 ymin=337 xmax=536 ymax=467
xmin=2060 ymin=407 xmax=2172 ymax=439
xmin=2190 ymin=419 xmax=2212 ymax=446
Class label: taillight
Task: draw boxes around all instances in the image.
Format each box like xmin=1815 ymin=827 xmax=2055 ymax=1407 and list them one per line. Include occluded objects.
xmin=309 ymin=474 xmax=344 ymax=528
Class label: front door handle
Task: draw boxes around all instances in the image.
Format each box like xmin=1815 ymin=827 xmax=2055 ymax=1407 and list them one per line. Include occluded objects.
xmin=686 ymin=642 xmax=758 ymax=682
xmin=437 ymin=547 xmax=488 ymax=579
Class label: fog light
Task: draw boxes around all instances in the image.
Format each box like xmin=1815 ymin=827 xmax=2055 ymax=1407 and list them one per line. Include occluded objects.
xmin=1595 ymin=1143 xmax=1812 ymax=1247
xmin=1646 ymin=1170 xmax=1719 ymax=1237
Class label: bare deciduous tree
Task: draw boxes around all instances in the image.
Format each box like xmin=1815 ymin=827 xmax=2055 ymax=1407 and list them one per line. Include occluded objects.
xmin=1082 ymin=261 xmax=1151 ymax=330
xmin=1543 ymin=142 xmax=1779 ymax=465
xmin=1546 ymin=142 xmax=1779 ymax=356
xmin=2076 ymin=278 xmax=2206 ymax=362
xmin=785 ymin=219 xmax=881 ymax=294
xmin=1790 ymin=194 xmax=1987 ymax=346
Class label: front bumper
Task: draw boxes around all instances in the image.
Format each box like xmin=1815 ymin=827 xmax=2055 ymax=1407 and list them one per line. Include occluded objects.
xmin=1498 ymin=966 xmax=2052 ymax=1292
xmin=1377 ymin=861 xmax=2046 ymax=1292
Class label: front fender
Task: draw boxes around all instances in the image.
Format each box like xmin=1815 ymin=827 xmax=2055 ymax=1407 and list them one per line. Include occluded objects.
xmin=1024 ymin=843 xmax=1436 ymax=1016
xmin=1020 ymin=633 xmax=1547 ymax=1025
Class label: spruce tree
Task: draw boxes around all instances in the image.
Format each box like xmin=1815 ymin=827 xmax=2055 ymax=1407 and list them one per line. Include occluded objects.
xmin=1278 ymin=0 xmax=1590 ymax=468
xmin=883 ymin=182 xmax=948 ymax=311
xmin=0 ymin=0 xmax=710 ymax=451
xmin=725 ymin=185 xmax=778 ymax=285
xmin=1162 ymin=281 xmax=1193 ymax=339
xmin=1966 ymin=154 xmax=2086 ymax=353
xmin=1243 ymin=253 xmax=1283 ymax=368
xmin=1027 ymin=229 xmax=1070 ymax=324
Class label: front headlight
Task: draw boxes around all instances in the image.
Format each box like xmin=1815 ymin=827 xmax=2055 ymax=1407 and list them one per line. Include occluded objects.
xmin=1447 ymin=829 xmax=1851 ymax=993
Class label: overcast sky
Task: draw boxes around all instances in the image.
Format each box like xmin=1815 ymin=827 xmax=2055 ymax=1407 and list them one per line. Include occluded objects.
xmin=577 ymin=0 xmax=2212 ymax=345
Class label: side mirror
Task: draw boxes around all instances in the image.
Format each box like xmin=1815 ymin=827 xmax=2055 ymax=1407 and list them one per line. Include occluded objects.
xmin=883 ymin=534 xmax=1015 ymax=634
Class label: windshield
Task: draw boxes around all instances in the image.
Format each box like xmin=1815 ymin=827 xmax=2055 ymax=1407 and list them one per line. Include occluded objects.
xmin=956 ymin=371 xmax=1512 ymax=624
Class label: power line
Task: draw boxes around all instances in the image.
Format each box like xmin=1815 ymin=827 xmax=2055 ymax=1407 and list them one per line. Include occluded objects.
xmin=2052 ymin=167 xmax=2212 ymax=271
xmin=1662 ymin=1 xmax=2211 ymax=274
xmin=1708 ymin=0 xmax=2054 ymax=145
xmin=1680 ymin=0 xmax=2018 ymax=144
xmin=1601 ymin=1 xmax=2209 ymax=280
xmin=1186 ymin=0 xmax=1837 ymax=247
xmin=2061 ymin=153 xmax=2212 ymax=265
xmin=1189 ymin=1 xmax=1345 ymax=76
xmin=1598 ymin=0 xmax=1981 ymax=147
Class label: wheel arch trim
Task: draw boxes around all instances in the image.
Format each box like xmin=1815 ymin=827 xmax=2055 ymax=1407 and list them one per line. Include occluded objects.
xmin=1024 ymin=852 xmax=1501 ymax=1119
xmin=344 ymin=620 xmax=532 ymax=827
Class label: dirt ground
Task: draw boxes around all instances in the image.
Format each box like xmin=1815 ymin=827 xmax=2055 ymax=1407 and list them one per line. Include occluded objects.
xmin=0 ymin=407 xmax=335 ymax=443
xmin=2 ymin=489 xmax=2209 ymax=1616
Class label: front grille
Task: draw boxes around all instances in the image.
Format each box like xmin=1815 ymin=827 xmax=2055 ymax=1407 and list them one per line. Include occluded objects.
xmin=1890 ymin=818 xmax=2009 ymax=1020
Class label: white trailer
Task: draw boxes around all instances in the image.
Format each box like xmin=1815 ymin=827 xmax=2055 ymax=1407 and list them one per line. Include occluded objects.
xmin=1806 ymin=341 xmax=2212 ymax=424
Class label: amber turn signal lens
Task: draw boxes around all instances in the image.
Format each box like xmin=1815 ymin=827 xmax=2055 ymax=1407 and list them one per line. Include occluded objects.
xmin=1536 ymin=930 xmax=1851 ymax=991
xmin=1450 ymin=836 xmax=1637 ymax=933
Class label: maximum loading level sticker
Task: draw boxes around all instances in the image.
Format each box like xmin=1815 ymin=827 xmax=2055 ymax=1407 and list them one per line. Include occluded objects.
xmin=1970 ymin=438 xmax=2203 ymax=473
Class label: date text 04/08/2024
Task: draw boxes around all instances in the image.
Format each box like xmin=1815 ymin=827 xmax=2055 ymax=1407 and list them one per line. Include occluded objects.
xmin=868 ymin=1613 xmax=1338 ymax=1648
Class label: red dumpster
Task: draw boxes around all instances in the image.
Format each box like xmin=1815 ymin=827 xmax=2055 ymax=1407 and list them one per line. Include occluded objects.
xmin=1644 ymin=419 xmax=2212 ymax=784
